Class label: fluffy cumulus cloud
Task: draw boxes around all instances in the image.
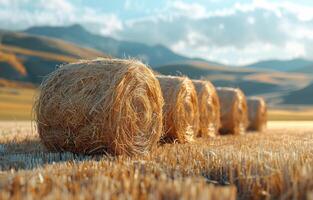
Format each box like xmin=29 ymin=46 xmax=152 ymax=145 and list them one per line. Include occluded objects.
xmin=1 ymin=0 xmax=313 ymax=64
xmin=114 ymin=0 xmax=313 ymax=65
xmin=0 ymin=0 xmax=123 ymax=35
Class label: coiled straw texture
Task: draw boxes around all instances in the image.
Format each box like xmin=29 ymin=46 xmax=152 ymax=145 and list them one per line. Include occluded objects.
xmin=216 ymin=87 xmax=248 ymax=135
xmin=247 ymin=97 xmax=267 ymax=131
xmin=192 ymin=80 xmax=220 ymax=137
xmin=35 ymin=58 xmax=164 ymax=155
xmin=156 ymin=75 xmax=199 ymax=143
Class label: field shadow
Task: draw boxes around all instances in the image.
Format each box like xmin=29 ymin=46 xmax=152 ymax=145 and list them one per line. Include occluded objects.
xmin=0 ymin=139 xmax=113 ymax=171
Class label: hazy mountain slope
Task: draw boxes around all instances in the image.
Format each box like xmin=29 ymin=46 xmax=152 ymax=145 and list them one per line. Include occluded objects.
xmin=283 ymin=83 xmax=313 ymax=105
xmin=155 ymin=61 xmax=311 ymax=97
xmin=24 ymin=24 xmax=198 ymax=67
xmin=244 ymin=58 xmax=313 ymax=72
xmin=290 ymin=65 xmax=313 ymax=73
xmin=0 ymin=30 xmax=107 ymax=84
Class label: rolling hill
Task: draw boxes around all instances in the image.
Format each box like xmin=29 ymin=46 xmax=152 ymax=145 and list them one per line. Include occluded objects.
xmin=283 ymin=83 xmax=313 ymax=105
xmin=290 ymin=65 xmax=313 ymax=74
xmin=24 ymin=24 xmax=218 ymax=67
xmin=155 ymin=61 xmax=311 ymax=101
xmin=244 ymin=58 xmax=313 ymax=73
xmin=0 ymin=29 xmax=107 ymax=84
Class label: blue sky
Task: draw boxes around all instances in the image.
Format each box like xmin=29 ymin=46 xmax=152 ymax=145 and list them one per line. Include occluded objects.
xmin=1 ymin=0 xmax=313 ymax=65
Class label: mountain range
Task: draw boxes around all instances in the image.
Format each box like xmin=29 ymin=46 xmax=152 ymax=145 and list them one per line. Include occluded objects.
xmin=24 ymin=24 xmax=313 ymax=73
xmin=244 ymin=58 xmax=313 ymax=73
xmin=25 ymin=24 xmax=206 ymax=67
xmin=1 ymin=24 xmax=313 ymax=105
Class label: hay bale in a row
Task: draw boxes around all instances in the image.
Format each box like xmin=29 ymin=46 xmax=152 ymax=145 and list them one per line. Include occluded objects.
xmin=35 ymin=59 xmax=164 ymax=155
xmin=35 ymin=58 xmax=267 ymax=155
xmin=156 ymin=75 xmax=199 ymax=143
xmin=216 ymin=88 xmax=267 ymax=134
xmin=247 ymin=97 xmax=267 ymax=131
xmin=193 ymin=80 xmax=220 ymax=137
xmin=216 ymin=87 xmax=249 ymax=135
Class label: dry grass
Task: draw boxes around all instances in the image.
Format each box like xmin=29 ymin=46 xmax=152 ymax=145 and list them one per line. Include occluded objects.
xmin=268 ymin=108 xmax=313 ymax=121
xmin=0 ymin=121 xmax=312 ymax=199
xmin=0 ymin=87 xmax=35 ymax=120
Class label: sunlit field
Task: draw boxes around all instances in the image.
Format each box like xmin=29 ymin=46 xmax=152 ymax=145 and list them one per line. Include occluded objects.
xmin=0 ymin=87 xmax=35 ymax=120
xmin=268 ymin=109 xmax=313 ymax=121
xmin=0 ymin=121 xmax=312 ymax=199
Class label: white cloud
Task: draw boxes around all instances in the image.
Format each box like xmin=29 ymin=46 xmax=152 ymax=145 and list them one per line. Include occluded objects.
xmin=171 ymin=1 xmax=207 ymax=19
xmin=247 ymin=16 xmax=255 ymax=25
xmin=99 ymin=15 xmax=123 ymax=35
xmin=0 ymin=0 xmax=10 ymax=6
xmin=116 ymin=1 xmax=313 ymax=64
xmin=124 ymin=0 xmax=132 ymax=10
xmin=294 ymin=28 xmax=313 ymax=40
xmin=279 ymin=2 xmax=313 ymax=21
xmin=168 ymin=0 xmax=313 ymax=22
xmin=0 ymin=0 xmax=123 ymax=36
xmin=38 ymin=0 xmax=74 ymax=13
xmin=285 ymin=42 xmax=306 ymax=58
xmin=249 ymin=0 xmax=313 ymax=21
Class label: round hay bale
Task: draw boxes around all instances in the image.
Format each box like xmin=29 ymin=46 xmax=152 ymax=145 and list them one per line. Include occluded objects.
xmin=247 ymin=97 xmax=267 ymax=131
xmin=216 ymin=87 xmax=248 ymax=135
xmin=156 ymin=75 xmax=199 ymax=143
xmin=192 ymin=80 xmax=220 ymax=137
xmin=35 ymin=58 xmax=164 ymax=155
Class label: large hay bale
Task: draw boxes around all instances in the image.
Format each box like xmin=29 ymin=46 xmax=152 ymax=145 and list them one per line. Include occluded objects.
xmin=216 ymin=87 xmax=248 ymax=135
xmin=156 ymin=75 xmax=199 ymax=143
xmin=192 ymin=80 xmax=220 ymax=137
xmin=247 ymin=97 xmax=267 ymax=131
xmin=35 ymin=58 xmax=164 ymax=155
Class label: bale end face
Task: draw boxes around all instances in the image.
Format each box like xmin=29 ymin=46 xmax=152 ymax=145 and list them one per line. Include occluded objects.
xmin=157 ymin=75 xmax=199 ymax=143
xmin=192 ymin=80 xmax=221 ymax=137
xmin=247 ymin=97 xmax=267 ymax=132
xmin=216 ymin=87 xmax=248 ymax=135
xmin=35 ymin=58 xmax=164 ymax=156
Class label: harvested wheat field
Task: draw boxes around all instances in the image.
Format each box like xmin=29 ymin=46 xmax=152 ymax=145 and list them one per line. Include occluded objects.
xmin=0 ymin=121 xmax=312 ymax=200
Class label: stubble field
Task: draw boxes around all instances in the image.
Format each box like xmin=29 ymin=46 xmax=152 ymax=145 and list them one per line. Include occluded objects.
xmin=0 ymin=121 xmax=312 ymax=200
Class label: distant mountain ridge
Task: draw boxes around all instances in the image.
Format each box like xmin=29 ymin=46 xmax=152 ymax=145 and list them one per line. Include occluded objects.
xmin=244 ymin=58 xmax=313 ymax=73
xmin=283 ymin=83 xmax=313 ymax=105
xmin=155 ymin=61 xmax=311 ymax=98
xmin=24 ymin=24 xmax=206 ymax=67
